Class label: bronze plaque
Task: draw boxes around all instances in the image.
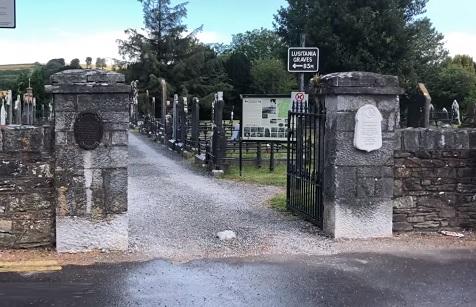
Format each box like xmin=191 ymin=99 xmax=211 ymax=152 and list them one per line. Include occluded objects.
xmin=74 ymin=112 xmax=104 ymax=150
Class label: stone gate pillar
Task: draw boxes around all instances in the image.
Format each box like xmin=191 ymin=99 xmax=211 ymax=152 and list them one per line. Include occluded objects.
xmin=46 ymin=70 xmax=129 ymax=252
xmin=320 ymin=72 xmax=403 ymax=238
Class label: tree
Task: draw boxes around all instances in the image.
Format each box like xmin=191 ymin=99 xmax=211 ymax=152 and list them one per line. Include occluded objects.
xmin=118 ymin=0 xmax=201 ymax=78
xmin=250 ymin=58 xmax=297 ymax=94
xmin=429 ymin=55 xmax=476 ymax=110
xmin=275 ymin=0 xmax=447 ymax=91
xmin=229 ymin=28 xmax=287 ymax=63
xmin=96 ymin=57 xmax=106 ymax=70
xmin=223 ymin=52 xmax=252 ymax=116
xmin=225 ymin=27 xmax=298 ymax=96
xmin=451 ymin=55 xmax=476 ymax=74
xmin=44 ymin=58 xmax=66 ymax=77
xmin=118 ymin=0 xmax=232 ymax=116
xmin=69 ymin=58 xmax=81 ymax=69
xmin=86 ymin=57 xmax=92 ymax=69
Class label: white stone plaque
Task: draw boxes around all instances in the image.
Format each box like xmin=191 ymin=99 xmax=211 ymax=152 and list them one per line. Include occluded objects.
xmin=354 ymin=104 xmax=383 ymax=152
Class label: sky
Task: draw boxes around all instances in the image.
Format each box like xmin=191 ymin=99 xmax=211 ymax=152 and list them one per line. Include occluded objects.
xmin=0 ymin=0 xmax=475 ymax=65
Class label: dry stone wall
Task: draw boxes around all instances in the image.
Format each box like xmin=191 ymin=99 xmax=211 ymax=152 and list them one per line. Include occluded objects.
xmin=0 ymin=126 xmax=55 ymax=248
xmin=394 ymin=128 xmax=476 ymax=232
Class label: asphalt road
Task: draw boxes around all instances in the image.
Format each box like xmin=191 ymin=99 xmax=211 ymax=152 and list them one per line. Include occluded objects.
xmin=1 ymin=250 xmax=475 ymax=307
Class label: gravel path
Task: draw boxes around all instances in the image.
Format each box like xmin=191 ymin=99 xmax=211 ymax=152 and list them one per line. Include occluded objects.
xmin=128 ymin=132 xmax=333 ymax=261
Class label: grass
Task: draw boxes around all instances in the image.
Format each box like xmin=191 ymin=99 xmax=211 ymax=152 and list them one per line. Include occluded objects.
xmin=269 ymin=192 xmax=288 ymax=212
xmin=223 ymin=164 xmax=287 ymax=187
xmin=0 ymin=63 xmax=36 ymax=71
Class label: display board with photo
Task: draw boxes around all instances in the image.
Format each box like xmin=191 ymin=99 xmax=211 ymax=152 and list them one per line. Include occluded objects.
xmin=242 ymin=95 xmax=291 ymax=141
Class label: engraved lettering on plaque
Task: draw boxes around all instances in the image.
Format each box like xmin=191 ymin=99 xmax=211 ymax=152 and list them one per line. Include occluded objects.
xmin=354 ymin=105 xmax=383 ymax=152
xmin=74 ymin=112 xmax=104 ymax=150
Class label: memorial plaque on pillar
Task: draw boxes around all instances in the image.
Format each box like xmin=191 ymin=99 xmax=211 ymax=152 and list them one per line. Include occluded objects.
xmin=353 ymin=104 xmax=383 ymax=152
xmin=74 ymin=112 xmax=104 ymax=150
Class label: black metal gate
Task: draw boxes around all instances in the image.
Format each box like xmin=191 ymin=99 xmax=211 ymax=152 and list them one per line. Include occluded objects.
xmin=287 ymin=97 xmax=326 ymax=227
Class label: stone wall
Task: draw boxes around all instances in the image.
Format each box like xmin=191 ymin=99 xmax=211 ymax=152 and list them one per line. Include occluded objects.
xmin=394 ymin=128 xmax=476 ymax=232
xmin=0 ymin=125 xmax=55 ymax=248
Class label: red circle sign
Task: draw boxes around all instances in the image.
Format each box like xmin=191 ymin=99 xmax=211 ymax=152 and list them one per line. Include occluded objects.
xmin=295 ymin=93 xmax=305 ymax=102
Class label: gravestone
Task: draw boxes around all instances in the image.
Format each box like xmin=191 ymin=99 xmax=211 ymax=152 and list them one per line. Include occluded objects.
xmin=0 ymin=100 xmax=5 ymax=125
xmin=46 ymin=70 xmax=129 ymax=252
xmin=354 ymin=104 xmax=383 ymax=152
xmin=462 ymin=103 xmax=476 ymax=127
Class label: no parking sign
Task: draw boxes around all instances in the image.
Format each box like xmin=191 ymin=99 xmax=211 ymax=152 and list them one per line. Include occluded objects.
xmin=291 ymin=91 xmax=308 ymax=109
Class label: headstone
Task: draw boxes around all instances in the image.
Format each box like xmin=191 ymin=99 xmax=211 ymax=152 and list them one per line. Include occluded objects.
xmin=6 ymin=90 xmax=12 ymax=124
xmin=191 ymin=97 xmax=200 ymax=148
xmin=462 ymin=103 xmax=476 ymax=127
xmin=407 ymin=84 xmax=428 ymax=127
xmin=231 ymin=123 xmax=240 ymax=141
xmin=0 ymin=100 xmax=5 ymax=125
xmin=451 ymin=100 xmax=461 ymax=125
xmin=212 ymin=92 xmax=226 ymax=169
xmin=172 ymin=94 xmax=178 ymax=140
xmin=354 ymin=105 xmax=383 ymax=152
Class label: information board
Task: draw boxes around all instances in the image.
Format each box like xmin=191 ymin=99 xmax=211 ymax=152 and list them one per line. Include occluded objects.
xmin=0 ymin=0 xmax=15 ymax=28
xmin=242 ymin=95 xmax=291 ymax=141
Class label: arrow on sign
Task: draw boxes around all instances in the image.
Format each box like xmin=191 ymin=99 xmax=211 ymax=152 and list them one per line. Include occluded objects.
xmin=293 ymin=64 xmax=304 ymax=69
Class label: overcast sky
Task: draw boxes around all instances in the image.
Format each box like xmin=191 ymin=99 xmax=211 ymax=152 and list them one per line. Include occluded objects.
xmin=0 ymin=0 xmax=475 ymax=65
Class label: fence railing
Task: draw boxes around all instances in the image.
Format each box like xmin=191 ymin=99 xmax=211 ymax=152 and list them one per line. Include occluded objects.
xmin=1 ymin=93 xmax=53 ymax=127
xmin=135 ymin=115 xmax=288 ymax=171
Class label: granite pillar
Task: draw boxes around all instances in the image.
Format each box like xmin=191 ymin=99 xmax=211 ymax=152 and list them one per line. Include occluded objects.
xmin=320 ymin=72 xmax=403 ymax=238
xmin=46 ymin=69 xmax=130 ymax=252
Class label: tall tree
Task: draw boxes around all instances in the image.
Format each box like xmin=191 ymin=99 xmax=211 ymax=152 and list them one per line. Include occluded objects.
xmin=70 ymin=58 xmax=81 ymax=69
xmin=429 ymin=55 xmax=476 ymax=109
xmin=86 ymin=57 xmax=93 ymax=69
xmin=118 ymin=0 xmax=231 ymax=114
xmin=275 ymin=0 xmax=447 ymax=90
xmin=250 ymin=58 xmax=297 ymax=94
xmin=229 ymin=28 xmax=287 ymax=63
xmin=44 ymin=58 xmax=66 ymax=77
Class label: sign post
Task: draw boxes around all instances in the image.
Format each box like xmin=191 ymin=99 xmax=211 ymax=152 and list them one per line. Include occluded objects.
xmin=287 ymin=47 xmax=320 ymax=73
xmin=0 ymin=0 xmax=15 ymax=29
xmin=288 ymin=46 xmax=319 ymax=91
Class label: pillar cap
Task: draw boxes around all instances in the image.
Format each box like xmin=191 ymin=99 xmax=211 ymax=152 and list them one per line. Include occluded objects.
xmin=319 ymin=72 xmax=404 ymax=95
xmin=45 ymin=70 xmax=130 ymax=94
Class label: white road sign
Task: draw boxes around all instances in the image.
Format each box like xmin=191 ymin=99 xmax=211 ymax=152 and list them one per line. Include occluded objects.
xmin=288 ymin=47 xmax=319 ymax=73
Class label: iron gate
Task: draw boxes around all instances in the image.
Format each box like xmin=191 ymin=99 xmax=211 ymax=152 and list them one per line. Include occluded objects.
xmin=287 ymin=96 xmax=326 ymax=227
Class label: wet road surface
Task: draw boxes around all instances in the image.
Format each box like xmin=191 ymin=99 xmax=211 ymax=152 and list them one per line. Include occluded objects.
xmin=1 ymin=250 xmax=475 ymax=306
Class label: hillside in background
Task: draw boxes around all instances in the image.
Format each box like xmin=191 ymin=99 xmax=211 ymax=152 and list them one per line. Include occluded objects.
xmin=0 ymin=63 xmax=36 ymax=90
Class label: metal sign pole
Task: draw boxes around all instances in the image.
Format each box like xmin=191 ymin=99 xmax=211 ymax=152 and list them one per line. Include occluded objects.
xmin=300 ymin=34 xmax=306 ymax=92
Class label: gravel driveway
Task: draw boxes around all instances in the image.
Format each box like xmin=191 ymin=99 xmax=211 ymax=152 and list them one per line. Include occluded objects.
xmin=128 ymin=132 xmax=332 ymax=261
